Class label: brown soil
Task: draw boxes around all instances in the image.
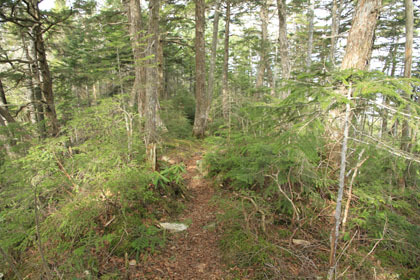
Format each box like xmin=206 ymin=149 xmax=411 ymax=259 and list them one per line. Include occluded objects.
xmin=132 ymin=152 xmax=231 ymax=279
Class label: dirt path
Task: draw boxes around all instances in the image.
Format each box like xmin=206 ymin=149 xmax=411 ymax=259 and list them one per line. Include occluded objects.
xmin=134 ymin=152 xmax=230 ymax=279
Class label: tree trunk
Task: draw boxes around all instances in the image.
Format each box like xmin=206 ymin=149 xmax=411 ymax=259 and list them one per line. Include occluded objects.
xmin=20 ymin=33 xmax=38 ymax=125
xmin=0 ymin=79 xmax=18 ymax=157
xmin=266 ymin=60 xmax=275 ymax=96
xmin=381 ymin=29 xmax=397 ymax=75
xmin=276 ymin=0 xmax=291 ymax=97
xmin=29 ymin=27 xmax=47 ymax=137
xmin=30 ymin=0 xmax=59 ymax=136
xmin=306 ymin=0 xmax=315 ymax=70
xmin=400 ymin=0 xmax=413 ymax=152
xmin=256 ymin=0 xmax=269 ymax=90
xmin=329 ymin=0 xmax=342 ymax=67
xmin=0 ymin=80 xmax=16 ymax=124
xmin=128 ymin=0 xmax=146 ymax=115
xmin=157 ymin=32 xmax=165 ymax=100
xmin=340 ymin=0 xmax=382 ymax=71
xmin=36 ymin=37 xmax=59 ymax=136
xmin=208 ymin=0 xmax=221 ymax=119
xmin=222 ymin=1 xmax=230 ymax=120
xmin=328 ymin=83 xmax=352 ymax=279
xmin=145 ymin=0 xmax=160 ymax=170
xmin=403 ymin=0 xmax=413 ymax=79
xmin=192 ymin=0 xmax=207 ymax=138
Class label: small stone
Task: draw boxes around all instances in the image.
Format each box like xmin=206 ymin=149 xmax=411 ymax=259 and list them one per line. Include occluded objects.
xmin=292 ymin=239 xmax=311 ymax=246
xmin=159 ymin=222 xmax=188 ymax=232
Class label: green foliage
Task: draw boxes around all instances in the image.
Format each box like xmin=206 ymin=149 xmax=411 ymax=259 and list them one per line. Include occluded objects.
xmin=130 ymin=225 xmax=164 ymax=259
xmin=152 ymin=163 xmax=186 ymax=197
xmin=0 ymin=97 xmax=186 ymax=278
xmin=216 ymin=197 xmax=274 ymax=266
xmin=160 ymin=94 xmax=194 ymax=139
xmin=206 ymin=71 xmax=420 ymax=279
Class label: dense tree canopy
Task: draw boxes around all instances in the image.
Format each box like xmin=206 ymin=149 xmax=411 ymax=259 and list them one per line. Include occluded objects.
xmin=0 ymin=0 xmax=419 ymax=278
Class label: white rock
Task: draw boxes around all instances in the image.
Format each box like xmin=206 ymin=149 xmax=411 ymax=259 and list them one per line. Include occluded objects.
xmin=292 ymin=239 xmax=311 ymax=246
xmin=159 ymin=222 xmax=188 ymax=232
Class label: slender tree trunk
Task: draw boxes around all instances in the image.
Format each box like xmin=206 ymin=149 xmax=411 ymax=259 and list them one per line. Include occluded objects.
xmin=327 ymin=1 xmax=381 ymax=276
xmin=157 ymin=31 xmax=165 ymax=100
xmin=256 ymin=0 xmax=269 ymax=90
xmin=276 ymin=0 xmax=291 ymax=97
xmin=328 ymin=83 xmax=352 ymax=279
xmin=266 ymin=61 xmax=275 ymax=96
xmin=208 ymin=0 xmax=221 ymax=118
xmin=29 ymin=27 xmax=47 ymax=137
xmin=306 ymin=0 xmax=315 ymax=70
xmin=222 ymin=1 xmax=231 ymax=120
xmin=128 ymin=0 xmax=146 ymax=115
xmin=145 ymin=0 xmax=160 ymax=170
xmin=340 ymin=0 xmax=382 ymax=70
xmin=401 ymin=0 xmax=413 ymax=152
xmin=21 ymin=33 xmax=37 ymax=124
xmin=399 ymin=0 xmax=414 ymax=189
xmin=403 ymin=0 xmax=413 ymax=79
xmin=381 ymin=96 xmax=388 ymax=136
xmin=382 ymin=30 xmax=397 ymax=75
xmin=380 ymin=36 xmax=398 ymax=137
xmin=0 ymin=80 xmax=16 ymax=124
xmin=0 ymin=79 xmax=17 ymax=157
xmin=116 ymin=48 xmax=125 ymax=95
xmin=35 ymin=36 xmax=59 ymax=136
xmin=330 ymin=0 xmax=342 ymax=67
xmin=30 ymin=0 xmax=59 ymax=136
xmin=192 ymin=0 xmax=208 ymax=138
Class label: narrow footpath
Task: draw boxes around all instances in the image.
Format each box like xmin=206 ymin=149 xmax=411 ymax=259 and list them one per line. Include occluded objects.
xmin=134 ymin=152 xmax=230 ymax=279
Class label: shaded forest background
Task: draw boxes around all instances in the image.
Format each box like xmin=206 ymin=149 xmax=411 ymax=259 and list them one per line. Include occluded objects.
xmin=0 ymin=0 xmax=419 ymax=279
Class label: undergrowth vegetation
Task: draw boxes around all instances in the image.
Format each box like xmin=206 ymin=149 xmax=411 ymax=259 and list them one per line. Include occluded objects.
xmin=205 ymin=72 xmax=420 ymax=279
xmin=0 ymin=97 xmax=190 ymax=279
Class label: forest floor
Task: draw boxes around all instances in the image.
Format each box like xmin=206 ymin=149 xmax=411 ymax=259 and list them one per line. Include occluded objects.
xmin=130 ymin=151 xmax=241 ymax=279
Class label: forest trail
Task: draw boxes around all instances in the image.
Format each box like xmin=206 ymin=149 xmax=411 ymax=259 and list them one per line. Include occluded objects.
xmin=134 ymin=152 xmax=231 ymax=279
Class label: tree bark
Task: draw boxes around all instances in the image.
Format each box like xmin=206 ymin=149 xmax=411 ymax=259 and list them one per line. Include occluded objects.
xmin=157 ymin=31 xmax=165 ymax=100
xmin=381 ymin=29 xmax=397 ymax=75
xmin=29 ymin=27 xmax=47 ymax=137
xmin=128 ymin=0 xmax=146 ymax=115
xmin=20 ymin=32 xmax=38 ymax=125
xmin=328 ymin=83 xmax=352 ymax=279
xmin=192 ymin=0 xmax=207 ymax=138
xmin=0 ymin=80 xmax=16 ymax=124
xmin=30 ymin=0 xmax=59 ymax=136
xmin=145 ymin=0 xmax=160 ymax=170
xmin=340 ymin=0 xmax=382 ymax=71
xmin=400 ymin=0 xmax=414 ymax=189
xmin=256 ymin=0 xmax=269 ymax=90
xmin=327 ymin=2 xmax=381 ymax=276
xmin=306 ymin=0 xmax=315 ymax=70
xmin=403 ymin=0 xmax=413 ymax=78
xmin=329 ymin=0 xmax=342 ymax=67
xmin=222 ymin=1 xmax=230 ymax=120
xmin=208 ymin=0 xmax=221 ymax=119
xmin=276 ymin=0 xmax=290 ymax=97
xmin=400 ymin=0 xmax=413 ymax=152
